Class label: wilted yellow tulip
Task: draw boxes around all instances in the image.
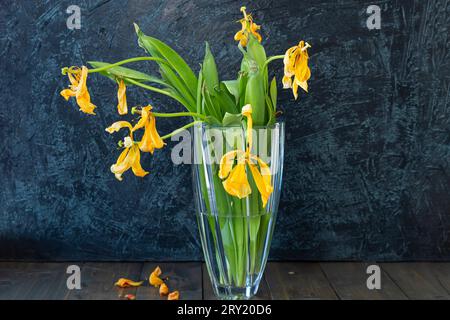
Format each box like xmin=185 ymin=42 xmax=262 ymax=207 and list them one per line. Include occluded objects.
xmin=60 ymin=66 xmax=96 ymax=115
xmin=234 ymin=6 xmax=262 ymax=47
xmin=117 ymin=79 xmax=128 ymax=115
xmin=132 ymin=105 xmax=165 ymax=154
xmin=282 ymin=41 xmax=311 ymax=99
xmin=218 ymin=104 xmax=273 ymax=207
xmin=105 ymin=121 xmax=149 ymax=181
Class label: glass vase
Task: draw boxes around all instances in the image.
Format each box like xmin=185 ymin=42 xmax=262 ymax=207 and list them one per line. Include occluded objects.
xmin=192 ymin=122 xmax=284 ymax=300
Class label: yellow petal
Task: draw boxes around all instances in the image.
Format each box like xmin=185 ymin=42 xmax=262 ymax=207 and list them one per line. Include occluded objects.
xmin=114 ymin=278 xmax=143 ymax=288
xmin=234 ymin=30 xmax=245 ymax=41
xmin=149 ymin=272 xmax=164 ymax=287
xmin=242 ymin=104 xmax=253 ymax=154
xmin=294 ymin=58 xmax=310 ymax=83
xmin=222 ymin=163 xmax=252 ymax=199
xmin=132 ymin=105 xmax=152 ymax=132
xmin=110 ymin=146 xmax=135 ymax=181
xmin=67 ymin=72 xmax=79 ymax=87
xmin=75 ymin=66 xmax=96 ymax=115
xmin=152 ymin=266 xmax=162 ymax=277
xmin=105 ymin=121 xmax=133 ymax=134
xmin=241 ymin=104 xmax=252 ymax=117
xmin=283 ymin=46 xmax=297 ymax=69
xmin=131 ymin=145 xmax=149 ymax=178
xmin=117 ymin=79 xmax=128 ymax=115
xmin=248 ymin=156 xmax=273 ymax=208
xmin=292 ymin=80 xmax=299 ymax=100
xmin=297 ymin=78 xmax=308 ymax=93
xmin=168 ymin=291 xmax=179 ymax=300
xmin=282 ymin=75 xmax=292 ymax=89
xmin=139 ymin=115 xmax=165 ymax=154
xmin=250 ymin=22 xmax=262 ymax=42
xmin=219 ymin=150 xmax=240 ymax=179
xmin=159 ymin=283 xmax=169 ymax=296
xmin=60 ymin=89 xmax=75 ymax=101
xmin=240 ymin=37 xmax=248 ymax=47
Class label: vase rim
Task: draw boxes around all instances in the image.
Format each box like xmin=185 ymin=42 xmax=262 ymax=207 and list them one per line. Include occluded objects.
xmin=195 ymin=121 xmax=285 ymax=129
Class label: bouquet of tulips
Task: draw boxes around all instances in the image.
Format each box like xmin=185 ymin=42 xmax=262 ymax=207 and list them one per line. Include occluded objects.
xmin=60 ymin=6 xmax=311 ymax=297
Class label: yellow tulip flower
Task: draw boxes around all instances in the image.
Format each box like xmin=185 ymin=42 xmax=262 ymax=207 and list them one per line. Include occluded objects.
xmin=282 ymin=41 xmax=311 ymax=99
xmin=234 ymin=6 xmax=262 ymax=47
xmin=60 ymin=66 xmax=96 ymax=115
xmin=105 ymin=121 xmax=149 ymax=181
xmin=132 ymin=105 xmax=165 ymax=154
xmin=218 ymin=104 xmax=273 ymax=208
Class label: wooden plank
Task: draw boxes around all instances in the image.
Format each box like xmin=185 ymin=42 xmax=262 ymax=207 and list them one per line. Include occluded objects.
xmin=433 ymin=263 xmax=450 ymax=293
xmin=137 ymin=262 xmax=202 ymax=300
xmin=321 ymin=262 xmax=407 ymax=300
xmin=265 ymin=262 xmax=338 ymax=300
xmin=0 ymin=262 xmax=70 ymax=300
xmin=202 ymin=263 xmax=272 ymax=300
xmin=381 ymin=263 xmax=450 ymax=300
xmin=68 ymin=262 xmax=143 ymax=300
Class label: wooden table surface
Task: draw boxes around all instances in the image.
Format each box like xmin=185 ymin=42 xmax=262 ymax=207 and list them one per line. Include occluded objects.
xmin=1 ymin=262 xmax=449 ymax=300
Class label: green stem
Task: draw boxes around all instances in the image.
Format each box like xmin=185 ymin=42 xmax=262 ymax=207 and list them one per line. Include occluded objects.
xmin=263 ymin=55 xmax=284 ymax=69
xmin=126 ymin=78 xmax=195 ymax=112
xmin=125 ymin=78 xmax=181 ymax=101
xmin=161 ymin=121 xmax=203 ymax=140
xmin=87 ymin=57 xmax=168 ymax=73
xmin=152 ymin=112 xmax=207 ymax=121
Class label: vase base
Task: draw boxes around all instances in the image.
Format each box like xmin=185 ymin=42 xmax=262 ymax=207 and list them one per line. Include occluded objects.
xmin=213 ymin=283 xmax=260 ymax=300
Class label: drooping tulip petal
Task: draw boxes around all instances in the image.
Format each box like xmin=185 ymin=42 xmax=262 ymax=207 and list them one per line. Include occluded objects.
xmin=282 ymin=75 xmax=292 ymax=89
xmin=139 ymin=114 xmax=165 ymax=154
xmin=241 ymin=104 xmax=253 ymax=154
xmin=114 ymin=278 xmax=143 ymax=288
xmin=297 ymin=78 xmax=308 ymax=93
xmin=105 ymin=121 xmax=133 ymax=134
xmin=131 ymin=146 xmax=149 ymax=178
xmin=250 ymin=21 xmax=262 ymax=42
xmin=117 ymin=79 xmax=128 ymax=115
xmin=234 ymin=30 xmax=248 ymax=47
xmin=60 ymin=89 xmax=76 ymax=100
xmin=222 ymin=163 xmax=252 ymax=199
xmin=110 ymin=147 xmax=133 ymax=181
xmin=219 ymin=150 xmax=240 ymax=179
xmin=292 ymin=80 xmax=299 ymax=100
xmin=110 ymin=144 xmax=147 ymax=181
xmin=248 ymin=156 xmax=274 ymax=208
xmin=132 ymin=106 xmax=152 ymax=131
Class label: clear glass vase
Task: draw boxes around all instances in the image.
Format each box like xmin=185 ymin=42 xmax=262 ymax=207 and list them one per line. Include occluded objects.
xmin=192 ymin=122 xmax=284 ymax=300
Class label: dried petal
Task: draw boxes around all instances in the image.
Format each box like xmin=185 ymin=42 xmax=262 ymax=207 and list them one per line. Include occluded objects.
xmin=168 ymin=291 xmax=179 ymax=300
xmin=152 ymin=266 xmax=162 ymax=277
xmin=159 ymin=283 xmax=169 ymax=296
xmin=114 ymin=278 xmax=143 ymax=288
xmin=117 ymin=79 xmax=128 ymax=115
xmin=149 ymin=266 xmax=164 ymax=287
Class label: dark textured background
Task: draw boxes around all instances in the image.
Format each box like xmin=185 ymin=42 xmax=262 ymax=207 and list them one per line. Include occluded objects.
xmin=0 ymin=0 xmax=449 ymax=261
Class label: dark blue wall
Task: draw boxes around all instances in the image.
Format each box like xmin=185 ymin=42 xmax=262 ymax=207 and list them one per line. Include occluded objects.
xmin=1 ymin=0 xmax=449 ymax=261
